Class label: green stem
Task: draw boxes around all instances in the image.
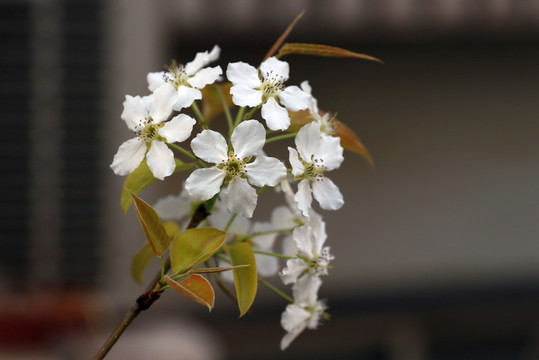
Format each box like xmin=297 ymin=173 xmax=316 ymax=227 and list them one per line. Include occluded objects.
xmin=216 ymin=85 xmax=234 ymax=137
xmin=168 ymin=143 xmax=206 ymax=168
xmin=224 ymin=213 xmax=237 ymax=232
xmin=159 ymin=255 xmax=165 ymax=282
xmin=243 ymin=105 xmax=260 ymax=122
xmin=265 ymin=132 xmax=297 ymax=144
xmin=253 ymin=250 xmax=295 ymax=260
xmin=250 ymin=227 xmax=296 ymax=238
xmin=233 ymin=107 xmax=246 ymax=128
xmin=259 ymin=279 xmax=294 ymax=303
xmin=191 ymin=102 xmax=208 ymax=129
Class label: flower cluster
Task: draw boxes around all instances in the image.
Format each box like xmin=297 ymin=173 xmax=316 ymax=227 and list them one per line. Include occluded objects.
xmin=110 ymin=45 xmax=365 ymax=351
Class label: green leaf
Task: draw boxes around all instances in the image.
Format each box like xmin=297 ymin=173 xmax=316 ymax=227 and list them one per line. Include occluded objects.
xmin=170 ymin=227 xmax=227 ymax=274
xmin=164 ymin=221 xmax=181 ymax=238
xmin=121 ymin=158 xmax=194 ymax=213
xmin=128 ymin=189 xmax=170 ymax=256
xmin=130 ymin=243 xmax=156 ymax=285
xmin=278 ymin=43 xmax=383 ymax=64
xmin=165 ymin=274 xmax=215 ymax=311
xmin=228 ymin=242 xmax=257 ymax=317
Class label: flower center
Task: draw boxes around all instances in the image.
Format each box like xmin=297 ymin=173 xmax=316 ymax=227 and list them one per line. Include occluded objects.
xmin=302 ymin=157 xmax=326 ymax=181
xmin=135 ymin=117 xmax=164 ymax=143
xmin=165 ymin=63 xmax=189 ymax=90
xmin=312 ymin=247 xmax=334 ymax=277
xmin=260 ymin=70 xmax=284 ymax=101
xmin=219 ymin=151 xmax=247 ymax=182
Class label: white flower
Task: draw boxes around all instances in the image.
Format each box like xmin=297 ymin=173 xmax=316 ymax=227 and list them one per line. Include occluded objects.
xmin=280 ymin=275 xmax=326 ymax=350
xmin=300 ymin=81 xmax=337 ymax=136
xmin=209 ymin=209 xmax=278 ymax=279
xmin=288 ymin=122 xmax=344 ymax=216
xmin=185 ymin=120 xmax=287 ymax=218
xmin=280 ymin=214 xmax=333 ymax=285
xmin=110 ymin=83 xmax=196 ymax=180
xmin=226 ymin=57 xmax=311 ymax=131
xmin=153 ymin=186 xmax=195 ymax=222
xmin=147 ymin=45 xmax=222 ymax=111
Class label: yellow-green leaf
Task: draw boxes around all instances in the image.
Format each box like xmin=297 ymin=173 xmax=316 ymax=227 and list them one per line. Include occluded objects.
xmin=164 ymin=221 xmax=181 ymax=238
xmin=165 ymin=274 xmax=215 ymax=311
xmin=121 ymin=158 xmax=194 ymax=213
xmin=130 ymin=243 xmax=156 ymax=285
xmin=170 ymin=227 xmax=227 ymax=274
xmin=191 ymin=265 xmax=249 ymax=274
xmin=128 ymin=189 xmax=170 ymax=256
xmin=228 ymin=242 xmax=257 ymax=317
xmin=289 ymin=110 xmax=373 ymax=166
xmin=278 ymin=43 xmax=383 ymax=64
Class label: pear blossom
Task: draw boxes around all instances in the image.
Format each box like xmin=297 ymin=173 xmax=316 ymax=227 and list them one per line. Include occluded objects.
xmin=289 ymin=122 xmax=344 ymax=216
xmin=280 ymin=275 xmax=326 ymax=350
xmin=226 ymin=57 xmax=311 ymax=131
xmin=300 ymin=81 xmax=338 ymax=136
xmin=147 ymin=45 xmax=222 ymax=111
xmin=209 ymin=209 xmax=278 ymax=279
xmin=185 ymin=120 xmax=287 ymax=218
xmin=153 ymin=185 xmax=197 ymax=222
xmin=280 ymin=214 xmax=333 ymax=285
xmin=110 ymin=83 xmax=196 ymax=180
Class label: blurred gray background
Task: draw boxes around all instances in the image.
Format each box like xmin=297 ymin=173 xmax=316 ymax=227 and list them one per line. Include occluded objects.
xmin=1 ymin=0 xmax=539 ymax=359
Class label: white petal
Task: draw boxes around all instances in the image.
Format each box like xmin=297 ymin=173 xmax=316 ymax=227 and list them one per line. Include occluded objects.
xmin=293 ymin=275 xmax=322 ymax=304
xmin=295 ymin=122 xmax=321 ymax=162
xmin=121 ymin=95 xmax=146 ymax=131
xmin=209 ymin=207 xmax=250 ymax=236
xmin=222 ymin=177 xmax=257 ymax=218
xmin=158 ymin=114 xmax=195 ymax=143
xmin=187 ymin=66 xmax=222 ymax=89
xmin=288 ymin=147 xmax=305 ymax=177
xmin=260 ymin=57 xmax=289 ymax=82
xmin=230 ymin=84 xmax=263 ymax=107
xmin=230 ymin=120 xmax=266 ymax=158
xmin=110 ymin=138 xmax=146 ymax=176
xmin=280 ymin=304 xmax=309 ymax=350
xmin=261 ymin=97 xmax=290 ymax=131
xmin=148 ymin=83 xmax=177 ymax=123
xmin=255 ymin=253 xmax=279 ymax=277
xmin=295 ymin=179 xmax=313 ymax=217
xmin=173 ymin=85 xmax=202 ymax=110
xmin=282 ymin=235 xmax=298 ymax=257
xmin=300 ymin=80 xmax=312 ymax=95
xmin=147 ymin=71 xmax=167 ymax=92
xmin=316 ymin=134 xmax=344 ymax=171
xmin=190 ymin=129 xmax=228 ymax=164
xmin=245 ymin=154 xmax=287 ymax=187
xmin=279 ymin=85 xmax=311 ymax=111
xmin=271 ymin=205 xmax=298 ymax=230
xmin=185 ymin=167 xmax=225 ymax=201
xmin=280 ymin=259 xmax=307 ymax=285
xmin=312 ymin=177 xmax=344 ymax=211
xmin=153 ymin=194 xmax=191 ymax=221
xmin=307 ymin=216 xmax=327 ymax=255
xmin=185 ymin=50 xmax=211 ymax=76
xmin=146 ymin=141 xmax=175 ymax=180
xmin=226 ymin=62 xmax=261 ymax=88
xmin=208 ymin=45 xmax=221 ymax=62
xmin=292 ymin=224 xmax=314 ymax=258
xmin=251 ymin=222 xmax=277 ymax=250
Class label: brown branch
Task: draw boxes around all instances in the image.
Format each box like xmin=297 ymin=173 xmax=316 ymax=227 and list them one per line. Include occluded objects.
xmin=93 ymin=202 xmax=212 ymax=360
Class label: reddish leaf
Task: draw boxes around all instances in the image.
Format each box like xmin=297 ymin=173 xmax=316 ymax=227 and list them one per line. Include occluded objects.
xmin=278 ymin=43 xmax=383 ymax=64
xmin=165 ymin=274 xmax=215 ymax=311
xmin=201 ymin=83 xmax=234 ymax=123
xmin=263 ymin=10 xmax=306 ymax=61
